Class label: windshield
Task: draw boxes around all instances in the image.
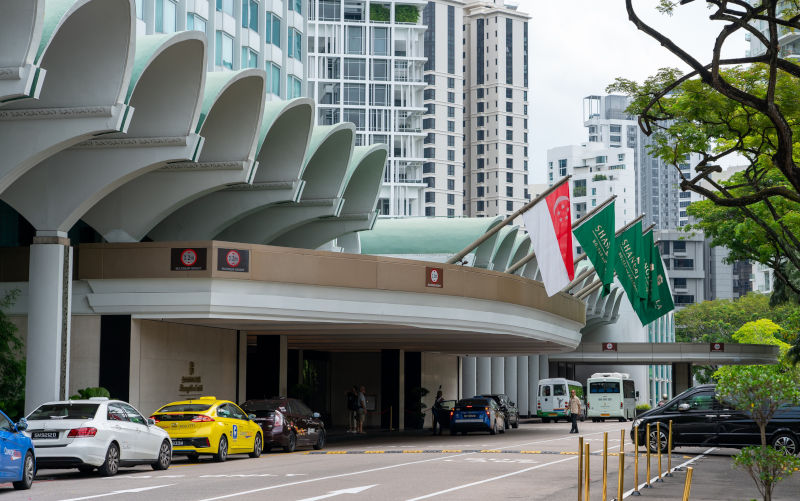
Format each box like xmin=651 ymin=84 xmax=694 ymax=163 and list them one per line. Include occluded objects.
xmin=29 ymin=403 xmax=99 ymax=420
xmin=590 ymin=382 xmax=620 ymax=394
xmin=241 ymin=400 xmax=283 ymax=412
xmin=553 ymin=385 xmax=566 ymax=396
xmin=457 ymin=398 xmax=490 ymax=407
xmin=156 ymin=404 xmax=211 ymax=413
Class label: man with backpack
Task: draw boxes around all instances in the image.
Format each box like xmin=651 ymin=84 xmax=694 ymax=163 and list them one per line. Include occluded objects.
xmin=346 ymin=385 xmax=358 ymax=433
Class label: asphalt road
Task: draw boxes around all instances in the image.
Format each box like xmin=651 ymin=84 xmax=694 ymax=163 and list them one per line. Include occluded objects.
xmin=2 ymin=420 xmax=796 ymax=500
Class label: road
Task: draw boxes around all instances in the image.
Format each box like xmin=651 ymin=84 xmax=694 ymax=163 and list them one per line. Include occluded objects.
xmin=1 ymin=420 xmax=792 ymax=500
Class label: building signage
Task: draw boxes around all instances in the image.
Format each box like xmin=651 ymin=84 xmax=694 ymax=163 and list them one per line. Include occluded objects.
xmin=602 ymin=342 xmax=617 ymax=352
xmin=426 ymin=267 xmax=443 ymax=288
xmin=710 ymin=342 xmax=725 ymax=352
xmin=179 ymin=361 xmax=203 ymax=394
xmin=171 ymin=247 xmax=207 ymax=271
xmin=217 ymin=248 xmax=249 ymax=272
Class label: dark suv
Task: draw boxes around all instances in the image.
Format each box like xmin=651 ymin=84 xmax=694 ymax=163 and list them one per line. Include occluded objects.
xmin=631 ymin=384 xmax=800 ymax=454
xmin=479 ymin=394 xmax=519 ymax=429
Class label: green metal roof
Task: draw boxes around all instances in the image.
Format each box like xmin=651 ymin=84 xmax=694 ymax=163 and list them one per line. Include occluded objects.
xmin=36 ymin=0 xmax=76 ymax=63
xmin=195 ymin=69 xmax=260 ymax=133
xmin=360 ymin=217 xmax=503 ymax=255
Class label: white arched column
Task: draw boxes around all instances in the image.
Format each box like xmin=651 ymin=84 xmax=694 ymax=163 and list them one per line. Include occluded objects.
xmin=461 ymin=356 xmax=476 ymax=401
xmin=528 ymin=355 xmax=539 ymax=417
xmin=475 ymin=357 xmax=491 ymax=395
xmin=516 ymin=356 xmax=529 ymax=416
xmin=504 ymin=356 xmax=517 ymax=407
xmin=0 ymin=0 xmax=45 ymax=103
xmin=490 ymin=357 xmax=505 ymax=394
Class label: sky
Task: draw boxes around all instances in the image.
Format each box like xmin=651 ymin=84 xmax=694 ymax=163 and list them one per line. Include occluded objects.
xmin=519 ymin=0 xmax=749 ymax=184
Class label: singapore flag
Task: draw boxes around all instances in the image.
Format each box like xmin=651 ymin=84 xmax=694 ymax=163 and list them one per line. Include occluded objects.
xmin=522 ymin=182 xmax=574 ymax=296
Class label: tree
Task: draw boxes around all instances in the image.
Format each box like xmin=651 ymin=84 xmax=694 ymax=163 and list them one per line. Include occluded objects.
xmin=609 ymin=2 xmax=800 ymax=299
xmin=0 ymin=289 xmax=25 ymax=420
xmin=715 ymin=319 xmax=800 ymax=501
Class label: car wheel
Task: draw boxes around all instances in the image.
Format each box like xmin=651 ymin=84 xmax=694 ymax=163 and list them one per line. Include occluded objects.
xmin=771 ymin=432 xmax=799 ymax=456
xmin=214 ymin=435 xmax=228 ymax=462
xmin=283 ymin=432 xmax=297 ymax=453
xmin=490 ymin=421 xmax=497 ymax=435
xmin=512 ymin=418 xmax=519 ymax=429
xmin=78 ymin=465 xmax=95 ymax=474
xmin=152 ymin=440 xmax=172 ymax=470
xmin=542 ymin=417 xmax=550 ymax=424
xmin=618 ymin=417 xmax=626 ymax=423
xmin=649 ymin=425 xmax=668 ymax=453
xmin=98 ymin=442 xmax=120 ymax=477
xmin=249 ymin=433 xmax=263 ymax=458
xmin=12 ymin=451 xmax=35 ymax=490
xmin=313 ymin=430 xmax=326 ymax=450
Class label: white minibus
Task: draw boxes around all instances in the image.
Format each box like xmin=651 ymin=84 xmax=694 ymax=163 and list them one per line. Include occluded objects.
xmin=536 ymin=378 xmax=584 ymax=423
xmin=586 ymin=372 xmax=636 ymax=422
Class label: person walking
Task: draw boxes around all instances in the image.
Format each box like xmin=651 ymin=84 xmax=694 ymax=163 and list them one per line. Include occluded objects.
xmin=431 ymin=389 xmax=445 ymax=435
xmin=357 ymin=385 xmax=367 ymax=434
xmin=346 ymin=385 xmax=358 ymax=432
xmin=568 ymin=389 xmax=581 ymax=434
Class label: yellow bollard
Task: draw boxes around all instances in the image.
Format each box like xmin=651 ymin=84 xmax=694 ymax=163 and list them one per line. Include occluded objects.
xmin=644 ymin=423 xmax=652 ymax=489
xmin=632 ymin=425 xmax=641 ymax=496
xmin=585 ymin=443 xmax=590 ymax=501
xmin=666 ymin=420 xmax=674 ymax=477
xmin=578 ymin=436 xmax=584 ymax=501
xmin=682 ymin=466 xmax=694 ymax=501
xmin=656 ymin=422 xmax=663 ymax=482
xmin=603 ymin=432 xmax=608 ymax=501
xmin=617 ymin=429 xmax=625 ymax=501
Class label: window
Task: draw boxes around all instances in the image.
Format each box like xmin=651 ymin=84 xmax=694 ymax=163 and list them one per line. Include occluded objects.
xmin=477 ymin=201 xmax=485 ymax=211
xmin=287 ymin=75 xmax=302 ymax=98
xmin=448 ymin=165 xmax=455 ymax=176
xmin=448 ymin=92 xmax=455 ymax=103
xmin=673 ymin=278 xmax=687 ymax=289
xmin=372 ymin=27 xmax=389 ymax=56
xmin=595 ymin=156 xmax=607 ymax=164
xmin=506 ymin=186 xmax=513 ymax=197
xmin=506 ymin=201 xmax=513 ymax=211
xmin=343 ymin=83 xmax=365 ymax=105
xmin=477 ymin=88 xmax=484 ymax=98
xmin=477 ymin=116 xmax=484 ymax=126
xmin=319 ymin=107 xmax=339 ymax=125
xmin=424 ymin=133 xmax=435 ymax=145
xmin=506 ymin=102 xmax=513 ymax=112
xmin=343 ymin=109 xmax=365 ymax=130
xmin=288 ymin=28 xmax=302 ymax=60
xmin=448 ymin=5 xmax=455 ymax=73
xmin=241 ymin=47 xmax=258 ymax=68
xmin=673 ymin=241 xmax=686 ymax=253
xmin=119 ymin=403 xmax=147 ymax=425
xmin=217 ymin=0 xmax=234 ymax=15
xmin=447 ymin=194 xmax=455 ymax=205
xmin=288 ymin=0 xmax=302 ymax=14
xmin=447 ymin=136 xmax=455 ymax=147
xmin=506 ymin=144 xmax=513 ymax=154
xmin=477 ymin=187 xmax=484 ymax=196
xmin=319 ymin=0 xmax=341 ymax=20
xmin=265 ymin=14 xmax=281 ymax=47
xmin=137 ymin=0 xmax=144 ymax=19
xmin=346 ymin=26 xmax=364 ymax=54
xmin=425 ymin=192 xmax=436 ymax=203
xmin=242 ymin=0 xmax=259 ymax=30
xmin=477 ymin=102 xmax=484 ymax=113
xmin=447 ymin=179 xmax=455 ymax=190
xmin=477 ymin=145 xmax=484 ymax=154
xmin=344 ymin=58 xmax=366 ymax=79
xmin=447 ymin=121 xmax=455 ymax=132
xmin=476 ymin=130 xmax=484 ymax=140
xmin=448 ymin=106 xmax=455 ymax=118
xmin=506 ymin=116 xmax=513 ymax=127
xmin=215 ymin=31 xmax=234 ymax=69
xmin=447 ymin=150 xmax=455 ymax=161
xmin=476 ymin=19 xmax=484 ymax=84
xmin=477 ymin=172 xmax=484 ymax=182
xmin=573 ymin=179 xmax=586 ymax=197
xmin=423 ymin=2 xmax=435 ymax=71
xmin=673 ymin=258 xmax=694 ymax=270
xmin=424 ymin=148 xmax=435 ymax=159
xmin=423 ymin=163 xmax=435 ymax=174
xmin=425 ymin=207 xmax=435 ymax=216
xmin=506 ymin=130 xmax=513 ymax=141
xmin=477 ymin=158 xmax=484 ymax=169
xmin=186 ymin=13 xmax=207 ymax=33
xmin=424 ymin=176 xmax=435 ymax=188
xmin=506 ymin=18 xmax=513 ymax=84
xmin=506 ymin=172 xmax=513 ymax=183
xmin=424 ymin=88 xmax=435 ymax=100
xmin=674 ymin=295 xmax=695 ymax=305
xmin=448 ymin=77 xmax=455 ymax=89
xmin=506 ymin=158 xmax=513 ymax=169
xmin=156 ymin=0 xmax=177 ymax=33
xmin=372 ymin=84 xmax=389 ymax=106
xmin=372 ymin=59 xmax=389 ymax=80
xmin=267 ymin=62 xmax=281 ymax=95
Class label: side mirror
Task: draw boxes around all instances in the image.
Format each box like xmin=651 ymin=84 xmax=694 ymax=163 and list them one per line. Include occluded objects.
xmin=678 ymin=403 xmax=690 ymax=412
xmin=636 ymin=391 xmax=640 ymax=398
xmin=15 ymin=418 xmax=28 ymax=432
xmin=312 ymin=412 xmax=321 ymax=418
xmin=248 ymin=414 xmax=256 ymax=420
xmin=147 ymin=418 xmax=156 ymax=426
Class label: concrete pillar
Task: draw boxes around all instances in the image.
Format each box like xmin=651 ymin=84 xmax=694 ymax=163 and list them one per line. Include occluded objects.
xmin=672 ymin=362 xmax=692 ymax=396
xmin=490 ymin=357 xmax=504 ymax=394
xmin=516 ymin=356 xmax=528 ymax=415
xmin=476 ymin=357 xmax=491 ymax=394
xmin=528 ymin=356 xmax=539 ymax=417
xmin=398 ymin=350 xmax=405 ymax=431
xmin=539 ymin=355 xmax=549 ymax=380
xmin=25 ymin=235 xmax=72 ymax=413
xmin=128 ymin=320 xmax=141 ymax=409
xmin=461 ymin=356 xmax=476 ymax=400
xmin=237 ymin=331 xmax=247 ymax=403
xmin=279 ymin=334 xmax=288 ymax=396
xmin=504 ymin=356 xmax=517 ymax=405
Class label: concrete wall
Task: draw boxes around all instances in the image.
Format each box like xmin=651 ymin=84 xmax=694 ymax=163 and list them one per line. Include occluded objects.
xmin=69 ymin=315 xmax=101 ymax=396
xmin=329 ymin=352 xmax=382 ymax=429
xmin=421 ymin=352 xmax=459 ymax=428
xmin=129 ymin=320 xmax=238 ymax=416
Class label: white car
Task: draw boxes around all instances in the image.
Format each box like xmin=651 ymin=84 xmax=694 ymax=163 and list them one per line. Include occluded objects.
xmin=26 ymin=397 xmax=172 ymax=476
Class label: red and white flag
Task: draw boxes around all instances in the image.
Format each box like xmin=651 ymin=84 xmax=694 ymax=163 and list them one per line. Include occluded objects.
xmin=522 ymin=182 xmax=574 ymax=296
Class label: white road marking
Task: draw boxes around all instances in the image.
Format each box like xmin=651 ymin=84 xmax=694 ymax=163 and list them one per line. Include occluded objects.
xmin=296 ymin=484 xmax=377 ymax=501
xmin=195 ymin=453 xmax=471 ymax=500
xmin=621 ymin=447 xmax=716 ymax=499
xmin=200 ymin=474 xmax=276 ymax=478
xmin=58 ymin=484 xmax=175 ymax=501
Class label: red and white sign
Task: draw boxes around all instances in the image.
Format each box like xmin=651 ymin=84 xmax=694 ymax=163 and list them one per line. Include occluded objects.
xmin=521 ymin=182 xmax=574 ymax=296
xmin=180 ymin=249 xmax=198 ymax=267
xmin=426 ymin=267 xmax=444 ymax=288
xmin=602 ymin=342 xmax=617 ymax=352
xmin=217 ymin=248 xmax=249 ymax=272
xmin=710 ymin=343 xmax=725 ymax=352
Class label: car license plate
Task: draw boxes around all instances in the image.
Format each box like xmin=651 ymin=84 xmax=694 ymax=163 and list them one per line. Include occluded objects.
xmin=171 ymin=439 xmax=185 ymax=446
xmin=33 ymin=431 xmax=58 ymax=439
xmin=308 ymin=428 xmax=315 ymax=434
xmin=600 ymin=413 xmax=610 ymax=417
xmin=464 ymin=413 xmax=478 ymax=418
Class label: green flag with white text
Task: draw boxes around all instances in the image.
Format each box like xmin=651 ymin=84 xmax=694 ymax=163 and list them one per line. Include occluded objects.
xmin=641 ymin=239 xmax=675 ymax=325
xmin=639 ymin=229 xmax=654 ymax=305
xmin=614 ymin=220 xmax=647 ymax=319
xmin=572 ymin=201 xmax=615 ymax=296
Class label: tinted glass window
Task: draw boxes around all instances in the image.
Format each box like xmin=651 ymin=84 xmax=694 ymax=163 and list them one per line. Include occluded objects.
xmin=623 ymin=380 xmax=636 ymax=399
xmin=216 ymin=404 xmax=232 ymax=418
xmin=0 ymin=414 xmax=12 ymax=432
xmin=157 ymin=404 xmax=211 ymax=413
xmin=458 ymin=399 xmax=491 ymax=407
xmin=107 ymin=404 xmax=127 ymax=421
xmin=119 ymin=403 xmax=147 ymax=425
xmin=675 ymin=391 xmax=715 ymax=411
xmin=590 ymin=382 xmax=621 ymax=394
xmin=227 ymin=404 xmax=246 ymax=420
xmin=553 ymin=385 xmax=566 ymax=396
xmin=29 ymin=403 xmax=99 ymax=420
xmin=241 ymin=400 xmax=283 ymax=412
xmin=541 ymin=385 xmax=551 ymax=397
xmin=293 ymin=400 xmax=313 ymax=416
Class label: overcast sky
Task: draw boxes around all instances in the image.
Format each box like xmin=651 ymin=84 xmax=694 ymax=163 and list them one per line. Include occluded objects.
xmin=520 ymin=0 xmax=749 ymax=183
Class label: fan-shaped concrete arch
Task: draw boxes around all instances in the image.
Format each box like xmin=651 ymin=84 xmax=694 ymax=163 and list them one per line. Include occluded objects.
xmin=0 ymin=0 xmax=135 ymax=195
xmin=2 ymin=32 xmax=206 ymax=235
xmin=216 ymin=123 xmax=356 ymax=245
xmin=0 ymin=0 xmax=45 ymax=103
xmin=507 ymin=234 xmax=531 ymax=271
xmin=489 ymin=225 xmax=519 ymax=271
xmin=83 ymin=69 xmax=266 ymax=242
xmin=147 ymin=98 xmax=314 ymax=241
xmin=272 ymin=144 xmax=388 ymax=249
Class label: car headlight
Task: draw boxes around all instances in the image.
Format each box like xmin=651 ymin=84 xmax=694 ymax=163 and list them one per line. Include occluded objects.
xmin=632 ymin=419 xmax=643 ymax=430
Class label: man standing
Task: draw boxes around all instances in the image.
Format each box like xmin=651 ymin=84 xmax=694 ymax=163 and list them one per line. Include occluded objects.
xmin=346 ymin=386 xmax=358 ymax=432
xmin=568 ymin=389 xmax=581 ymax=434
xmin=357 ymin=385 xmax=367 ymax=434
xmin=431 ymin=389 xmax=445 ymax=435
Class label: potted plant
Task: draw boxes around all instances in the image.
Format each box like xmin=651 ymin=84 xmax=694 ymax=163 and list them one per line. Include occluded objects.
xmin=635 ymin=403 xmax=651 ymax=416
xmin=407 ymin=386 xmax=429 ymax=429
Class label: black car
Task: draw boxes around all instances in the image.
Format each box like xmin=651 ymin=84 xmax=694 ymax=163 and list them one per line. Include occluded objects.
xmin=240 ymin=398 xmax=326 ymax=453
xmin=479 ymin=394 xmax=519 ymax=429
xmin=631 ymin=384 xmax=800 ymax=455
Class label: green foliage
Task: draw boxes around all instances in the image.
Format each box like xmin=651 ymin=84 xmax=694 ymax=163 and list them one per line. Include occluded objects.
xmin=394 ymin=5 xmax=419 ymax=23
xmin=70 ymin=387 xmax=111 ymax=400
xmin=0 ymin=290 xmax=25 ymax=421
xmin=369 ymin=4 xmax=390 ymax=22
xmin=289 ymin=361 xmax=318 ymax=403
xmin=407 ymin=386 xmax=429 ymax=429
xmin=592 ymin=174 xmax=608 ymax=181
xmin=636 ymin=403 xmax=651 ymax=411
xmin=733 ymin=446 xmax=800 ymax=501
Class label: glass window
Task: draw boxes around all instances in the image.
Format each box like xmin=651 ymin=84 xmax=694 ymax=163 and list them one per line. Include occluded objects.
xmin=268 ymin=63 xmax=281 ymax=95
xmin=215 ymin=31 xmax=234 ymax=69
xmin=371 ymin=59 xmax=389 ymax=80
xmin=589 ymin=382 xmax=620 ymax=394
xmin=242 ymin=0 xmax=259 ymax=30
xmin=371 ymin=84 xmax=389 ymax=106
xmin=242 ymin=47 xmax=258 ymax=68
xmin=347 ymin=26 xmax=364 ymax=54
xmin=217 ymin=0 xmax=234 ymax=15
xmin=187 ymin=13 xmax=207 ymax=33
xmin=344 ymin=58 xmax=366 ymax=79
xmin=372 ymin=27 xmax=389 ymax=56
xmin=287 ymin=75 xmax=302 ymax=98
xmin=107 ymin=403 xmax=128 ymax=421
xmin=447 ymin=121 xmax=455 ymax=132
xmin=343 ymin=108 xmax=365 ymax=130
xmin=319 ymin=0 xmax=341 ymax=20
xmin=343 ymin=83 xmax=366 ymax=105
xmin=30 ymin=403 xmax=99 ymax=420
xmin=156 ymin=0 xmax=177 ymax=33
xmin=119 ymin=403 xmax=147 ymax=425
xmin=272 ymin=15 xmax=282 ymax=47
xmin=0 ymin=414 xmax=11 ymax=432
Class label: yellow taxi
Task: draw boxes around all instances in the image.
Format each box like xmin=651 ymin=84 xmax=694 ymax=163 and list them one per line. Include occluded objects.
xmin=150 ymin=396 xmax=263 ymax=462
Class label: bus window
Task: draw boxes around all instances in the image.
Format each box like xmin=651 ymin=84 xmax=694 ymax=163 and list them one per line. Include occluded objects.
xmin=540 ymin=385 xmax=551 ymax=396
xmin=590 ymin=382 xmax=620 ymax=393
xmin=553 ymin=384 xmax=566 ymax=396
xmin=623 ymin=380 xmax=635 ymax=399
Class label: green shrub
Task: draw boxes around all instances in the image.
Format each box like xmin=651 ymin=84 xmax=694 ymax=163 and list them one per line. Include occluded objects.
xmin=395 ymin=5 xmax=419 ymax=23
xmin=370 ymin=4 xmax=390 ymax=21
xmin=593 ymin=174 xmax=608 ymax=181
xmin=70 ymin=387 xmax=111 ymax=400
xmin=636 ymin=403 xmax=651 ymax=411
xmin=733 ymin=446 xmax=800 ymax=501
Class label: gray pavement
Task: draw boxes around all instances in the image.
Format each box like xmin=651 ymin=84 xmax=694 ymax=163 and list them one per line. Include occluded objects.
xmin=1 ymin=420 xmax=798 ymax=500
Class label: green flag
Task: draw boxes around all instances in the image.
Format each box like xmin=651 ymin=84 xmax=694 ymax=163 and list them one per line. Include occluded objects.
xmin=573 ymin=201 xmax=615 ymax=296
xmin=614 ymin=220 xmax=647 ymax=319
xmin=639 ymin=229 xmax=654 ymax=305
xmin=641 ymin=240 xmax=675 ymax=325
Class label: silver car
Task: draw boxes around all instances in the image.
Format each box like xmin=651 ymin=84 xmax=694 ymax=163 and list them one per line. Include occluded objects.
xmin=26 ymin=397 xmax=172 ymax=476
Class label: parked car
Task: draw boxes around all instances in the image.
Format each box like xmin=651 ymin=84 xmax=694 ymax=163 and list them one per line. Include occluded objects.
xmin=450 ymin=397 xmax=505 ymax=435
xmin=0 ymin=409 xmax=35 ymax=490
xmin=151 ymin=396 xmax=262 ymax=462
xmin=479 ymin=394 xmax=519 ymax=429
xmin=26 ymin=398 xmax=171 ymax=476
xmin=631 ymin=384 xmax=800 ymax=455
xmin=240 ymin=398 xmax=325 ymax=453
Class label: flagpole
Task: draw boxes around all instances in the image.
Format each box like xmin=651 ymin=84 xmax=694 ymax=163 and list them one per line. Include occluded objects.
xmin=446 ymin=176 xmax=572 ymax=265
xmin=571 ymin=214 xmax=646 ymax=264
xmin=576 ymin=279 xmax=604 ymax=299
xmin=560 ymin=266 xmax=597 ymax=293
xmin=504 ymin=195 xmax=616 ymax=274
xmin=642 ymin=223 xmax=655 ymax=234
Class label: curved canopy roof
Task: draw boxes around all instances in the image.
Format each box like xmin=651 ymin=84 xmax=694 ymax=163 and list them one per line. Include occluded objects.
xmin=360 ymin=217 xmax=504 ymax=256
xmin=0 ymin=0 xmax=45 ymax=102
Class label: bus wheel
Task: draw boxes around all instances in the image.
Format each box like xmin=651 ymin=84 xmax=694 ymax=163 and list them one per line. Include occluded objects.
xmin=542 ymin=417 xmax=550 ymax=423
